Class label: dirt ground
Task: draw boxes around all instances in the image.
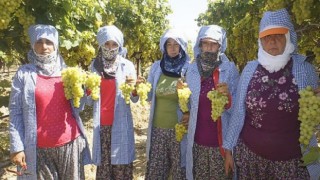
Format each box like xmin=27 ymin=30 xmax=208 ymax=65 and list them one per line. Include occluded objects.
xmin=0 ymin=102 xmax=150 ymax=180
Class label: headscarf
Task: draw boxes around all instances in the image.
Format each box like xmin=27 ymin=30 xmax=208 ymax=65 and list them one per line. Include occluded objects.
xmin=28 ymin=24 xmax=64 ymax=76
xmin=94 ymin=25 xmax=126 ymax=78
xmin=194 ymin=25 xmax=228 ymax=78
xmin=257 ymin=9 xmax=296 ymax=73
xmin=159 ymin=29 xmax=190 ymax=77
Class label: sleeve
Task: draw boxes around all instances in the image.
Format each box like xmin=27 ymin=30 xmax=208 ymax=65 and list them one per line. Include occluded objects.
xmin=223 ymin=63 xmax=252 ymax=150
xmin=225 ymin=62 xmax=240 ymax=113
xmin=9 ymin=70 xmax=25 ymax=153
xmin=129 ymin=61 xmax=139 ymax=103
xmin=146 ymin=62 xmax=157 ymax=102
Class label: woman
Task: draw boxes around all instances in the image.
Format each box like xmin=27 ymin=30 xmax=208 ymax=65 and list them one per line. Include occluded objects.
xmin=89 ymin=25 xmax=137 ymax=179
xmin=145 ymin=29 xmax=190 ymax=179
xmin=184 ymin=25 xmax=239 ymax=180
xmin=9 ymin=24 xmax=91 ymax=179
xmin=223 ymin=9 xmax=320 ymax=179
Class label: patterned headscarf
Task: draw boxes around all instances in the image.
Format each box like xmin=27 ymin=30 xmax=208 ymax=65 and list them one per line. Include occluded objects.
xmin=28 ymin=24 xmax=64 ymax=76
xmin=159 ymin=29 xmax=190 ymax=77
xmin=94 ymin=25 xmax=126 ymax=78
xmin=194 ymin=25 xmax=228 ymax=78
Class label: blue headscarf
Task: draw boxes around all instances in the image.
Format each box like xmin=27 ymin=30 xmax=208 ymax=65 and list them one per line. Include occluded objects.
xmin=259 ymin=8 xmax=297 ymax=52
xmin=159 ymin=29 xmax=190 ymax=77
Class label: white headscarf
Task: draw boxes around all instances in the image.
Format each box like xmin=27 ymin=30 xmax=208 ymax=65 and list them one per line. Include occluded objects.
xmin=258 ymin=32 xmax=295 ymax=73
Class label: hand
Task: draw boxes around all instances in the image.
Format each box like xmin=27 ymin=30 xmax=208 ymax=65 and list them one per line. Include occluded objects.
xmin=10 ymin=151 xmax=27 ymax=168
xmin=216 ymin=83 xmax=229 ymax=96
xmin=135 ymin=76 xmax=146 ymax=87
xmin=177 ymin=79 xmax=188 ymax=90
xmin=224 ymin=150 xmax=234 ymax=176
xmin=125 ymin=75 xmax=136 ymax=86
xmin=314 ymin=88 xmax=320 ymax=97
xmin=181 ymin=112 xmax=190 ymax=129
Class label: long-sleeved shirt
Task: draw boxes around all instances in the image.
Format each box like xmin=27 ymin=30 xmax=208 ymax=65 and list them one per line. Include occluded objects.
xmin=9 ymin=63 xmax=91 ymax=180
xmin=145 ymin=60 xmax=189 ymax=166
xmin=89 ymin=56 xmax=138 ymax=165
xmin=223 ymin=55 xmax=320 ymax=179
xmin=185 ymin=59 xmax=239 ymax=180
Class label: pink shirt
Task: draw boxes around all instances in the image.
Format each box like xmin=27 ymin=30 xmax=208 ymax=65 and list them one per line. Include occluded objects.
xmin=36 ymin=75 xmax=80 ymax=148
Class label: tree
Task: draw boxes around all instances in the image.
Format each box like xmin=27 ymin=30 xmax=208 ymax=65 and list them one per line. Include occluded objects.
xmin=0 ymin=0 xmax=171 ymax=109
xmin=197 ymin=0 xmax=320 ymax=71
xmin=197 ymin=0 xmax=320 ymax=166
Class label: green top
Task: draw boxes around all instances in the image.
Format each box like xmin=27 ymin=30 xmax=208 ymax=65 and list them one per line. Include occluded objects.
xmin=153 ymin=74 xmax=179 ymax=129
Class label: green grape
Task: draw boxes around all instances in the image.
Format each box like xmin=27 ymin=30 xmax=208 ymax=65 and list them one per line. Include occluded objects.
xmin=177 ymin=86 xmax=192 ymax=113
xmin=61 ymin=67 xmax=87 ymax=108
xmin=298 ymin=86 xmax=320 ymax=146
xmin=175 ymin=123 xmax=187 ymax=142
xmin=136 ymin=82 xmax=152 ymax=106
xmin=119 ymin=83 xmax=135 ymax=104
xmin=207 ymin=89 xmax=228 ymax=122
xmin=85 ymin=72 xmax=101 ymax=100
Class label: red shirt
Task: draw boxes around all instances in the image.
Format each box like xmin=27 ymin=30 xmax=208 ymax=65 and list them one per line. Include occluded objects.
xmin=36 ymin=75 xmax=80 ymax=148
xmin=100 ymin=78 xmax=116 ymax=125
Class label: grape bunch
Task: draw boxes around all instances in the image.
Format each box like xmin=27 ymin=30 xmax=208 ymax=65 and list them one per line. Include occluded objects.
xmin=207 ymin=89 xmax=228 ymax=121
xmin=175 ymin=123 xmax=187 ymax=142
xmin=136 ymin=82 xmax=152 ymax=106
xmin=0 ymin=0 xmax=22 ymax=30
xmin=177 ymin=86 xmax=192 ymax=113
xmin=119 ymin=83 xmax=135 ymax=104
xmin=61 ymin=67 xmax=86 ymax=108
xmin=298 ymin=86 xmax=320 ymax=146
xmin=85 ymin=72 xmax=101 ymax=100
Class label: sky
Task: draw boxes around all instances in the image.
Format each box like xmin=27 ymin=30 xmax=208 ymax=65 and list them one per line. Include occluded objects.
xmin=167 ymin=0 xmax=208 ymax=44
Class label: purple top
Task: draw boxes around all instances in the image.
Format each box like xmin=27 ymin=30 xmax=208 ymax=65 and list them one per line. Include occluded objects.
xmin=194 ymin=77 xmax=219 ymax=147
xmin=241 ymin=60 xmax=302 ymax=161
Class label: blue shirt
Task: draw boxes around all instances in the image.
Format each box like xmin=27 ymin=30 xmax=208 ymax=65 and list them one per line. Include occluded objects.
xmin=185 ymin=59 xmax=239 ymax=180
xmin=9 ymin=63 xmax=91 ymax=180
xmin=223 ymin=55 xmax=320 ymax=179
xmin=89 ymin=56 xmax=137 ymax=165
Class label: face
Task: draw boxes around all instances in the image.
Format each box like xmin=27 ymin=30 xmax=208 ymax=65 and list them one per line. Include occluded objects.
xmin=260 ymin=34 xmax=286 ymax=56
xmin=165 ymin=38 xmax=180 ymax=58
xmin=104 ymin=40 xmax=119 ymax=50
xmin=34 ymin=38 xmax=55 ymax=55
xmin=200 ymin=38 xmax=220 ymax=53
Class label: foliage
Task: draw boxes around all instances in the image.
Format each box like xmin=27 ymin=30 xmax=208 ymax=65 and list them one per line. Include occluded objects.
xmin=0 ymin=0 xmax=171 ymax=69
xmin=197 ymin=0 xmax=320 ymax=166
xmin=0 ymin=120 xmax=10 ymax=161
xmin=197 ymin=0 xmax=320 ymax=71
xmin=0 ymin=79 xmax=11 ymax=117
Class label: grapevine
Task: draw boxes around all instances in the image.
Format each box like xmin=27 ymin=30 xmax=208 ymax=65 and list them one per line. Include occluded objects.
xmin=177 ymin=86 xmax=192 ymax=113
xmin=175 ymin=123 xmax=187 ymax=142
xmin=207 ymin=89 xmax=228 ymax=121
xmin=136 ymin=82 xmax=152 ymax=106
xmin=298 ymin=86 xmax=320 ymax=146
xmin=61 ymin=67 xmax=86 ymax=108
xmin=119 ymin=83 xmax=135 ymax=104
xmin=85 ymin=72 xmax=101 ymax=100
